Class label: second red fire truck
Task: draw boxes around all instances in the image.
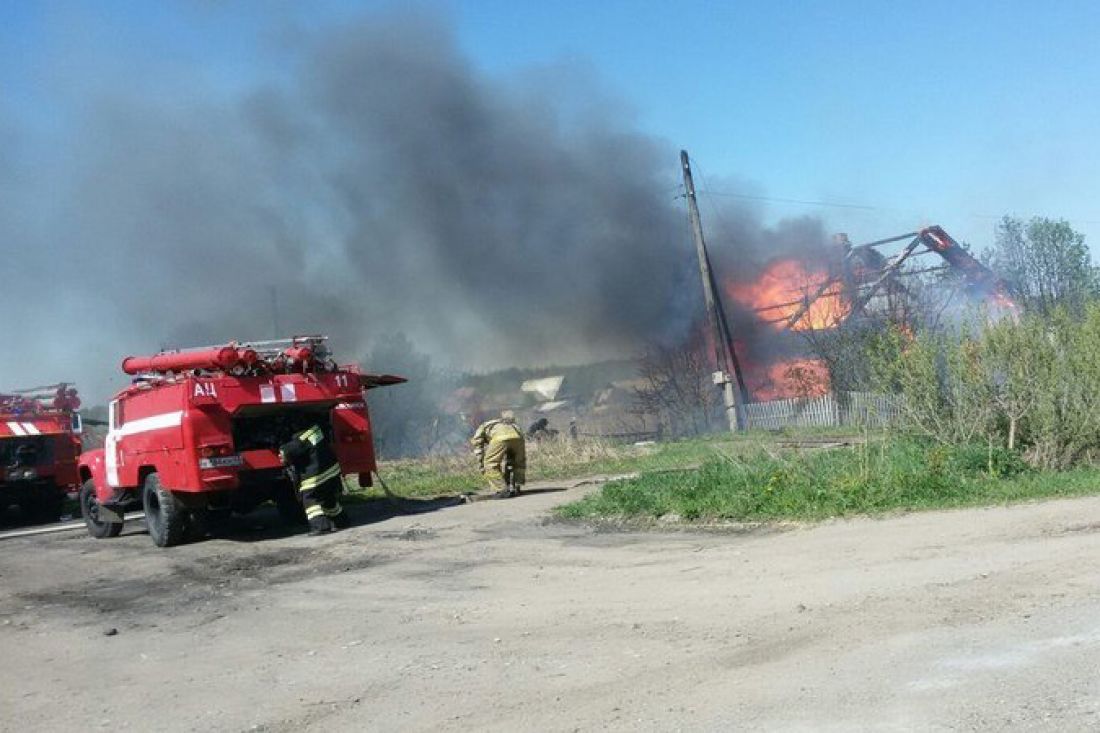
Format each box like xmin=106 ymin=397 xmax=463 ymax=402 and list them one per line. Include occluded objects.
xmin=0 ymin=384 xmax=84 ymax=522
xmin=78 ymin=337 xmax=404 ymax=547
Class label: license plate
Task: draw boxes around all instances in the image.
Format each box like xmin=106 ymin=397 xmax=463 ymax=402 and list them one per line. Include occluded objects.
xmin=199 ymin=455 xmax=244 ymax=470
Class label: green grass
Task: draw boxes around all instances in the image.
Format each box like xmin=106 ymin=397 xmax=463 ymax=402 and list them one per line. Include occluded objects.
xmin=342 ymin=427 xmax=871 ymax=503
xmin=557 ymin=438 xmax=1100 ymax=523
xmin=343 ymin=434 xmax=756 ymax=501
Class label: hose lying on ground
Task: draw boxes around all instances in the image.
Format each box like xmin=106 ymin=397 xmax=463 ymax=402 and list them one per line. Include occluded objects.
xmin=371 ymin=470 xmax=471 ymax=512
xmin=372 ymin=470 xmax=402 ymax=503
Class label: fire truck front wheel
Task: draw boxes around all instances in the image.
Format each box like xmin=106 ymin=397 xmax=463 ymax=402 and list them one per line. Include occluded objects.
xmin=142 ymin=473 xmax=188 ymax=548
xmin=80 ymin=480 xmax=123 ymax=539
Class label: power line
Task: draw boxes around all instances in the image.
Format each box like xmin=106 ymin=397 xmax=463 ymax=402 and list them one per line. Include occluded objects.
xmin=686 ymin=160 xmax=752 ymax=249
xmin=701 ymin=189 xmax=881 ymax=212
xmin=697 ymin=185 xmax=1100 ymax=227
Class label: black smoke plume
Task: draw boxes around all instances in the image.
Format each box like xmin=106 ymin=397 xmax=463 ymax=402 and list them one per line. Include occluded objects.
xmin=0 ymin=8 xmax=825 ymax=403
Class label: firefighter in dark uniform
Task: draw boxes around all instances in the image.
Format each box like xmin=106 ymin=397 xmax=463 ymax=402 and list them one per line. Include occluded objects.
xmin=471 ymin=410 xmax=526 ymax=497
xmin=280 ymin=422 xmax=348 ymax=535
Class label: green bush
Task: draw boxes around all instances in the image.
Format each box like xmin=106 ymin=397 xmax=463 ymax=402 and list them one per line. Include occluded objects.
xmin=947 ymin=443 xmax=1030 ymax=478
xmin=558 ymin=439 xmax=1060 ymax=522
xmin=867 ymin=305 xmax=1100 ymax=470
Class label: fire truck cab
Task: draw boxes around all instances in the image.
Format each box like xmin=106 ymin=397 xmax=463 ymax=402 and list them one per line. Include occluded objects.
xmin=78 ymin=337 xmax=404 ymax=547
xmin=0 ymin=384 xmax=83 ymax=522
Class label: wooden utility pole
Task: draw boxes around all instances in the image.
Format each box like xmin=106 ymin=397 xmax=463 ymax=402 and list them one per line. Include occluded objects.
xmin=680 ymin=149 xmax=749 ymax=432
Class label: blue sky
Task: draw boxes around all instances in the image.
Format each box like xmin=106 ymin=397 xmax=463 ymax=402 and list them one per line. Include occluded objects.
xmin=457 ymin=0 xmax=1100 ymax=249
xmin=3 ymin=0 xmax=1098 ymax=250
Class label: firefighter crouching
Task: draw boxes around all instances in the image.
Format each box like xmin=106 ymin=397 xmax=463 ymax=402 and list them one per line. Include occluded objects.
xmin=280 ymin=423 xmax=349 ymax=535
xmin=472 ymin=410 xmax=526 ymax=498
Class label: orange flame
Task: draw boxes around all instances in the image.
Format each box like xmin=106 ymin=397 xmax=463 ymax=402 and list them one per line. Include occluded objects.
xmin=748 ymin=358 xmax=830 ymax=401
xmin=728 ymin=259 xmax=849 ymax=331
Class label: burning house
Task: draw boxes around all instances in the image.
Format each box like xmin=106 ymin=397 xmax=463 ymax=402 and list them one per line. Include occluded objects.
xmin=715 ymin=223 xmax=1018 ymax=404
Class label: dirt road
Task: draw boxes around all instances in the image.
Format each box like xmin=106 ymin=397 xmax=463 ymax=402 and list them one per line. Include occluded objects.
xmin=2 ymin=478 xmax=1099 ymax=732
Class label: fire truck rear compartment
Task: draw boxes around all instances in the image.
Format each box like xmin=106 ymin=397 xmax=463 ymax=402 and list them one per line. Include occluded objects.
xmin=219 ymin=404 xmax=341 ymax=519
xmin=0 ymin=436 xmax=65 ymax=519
xmin=0 ymin=435 xmax=55 ymax=471
xmin=230 ymin=404 xmax=335 ymax=453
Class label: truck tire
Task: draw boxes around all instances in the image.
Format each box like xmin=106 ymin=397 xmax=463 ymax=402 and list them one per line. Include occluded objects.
xmin=80 ymin=479 xmax=123 ymax=539
xmin=273 ymin=483 xmax=307 ymax=526
xmin=142 ymin=473 xmax=188 ymax=547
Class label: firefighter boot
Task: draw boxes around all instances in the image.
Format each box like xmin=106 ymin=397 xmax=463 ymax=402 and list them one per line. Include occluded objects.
xmin=328 ymin=505 xmax=350 ymax=530
xmin=308 ymin=516 xmax=334 ymax=536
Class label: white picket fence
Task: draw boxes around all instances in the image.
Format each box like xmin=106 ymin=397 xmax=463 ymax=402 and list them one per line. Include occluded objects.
xmin=744 ymin=392 xmax=900 ymax=430
xmin=842 ymin=391 xmax=902 ymax=429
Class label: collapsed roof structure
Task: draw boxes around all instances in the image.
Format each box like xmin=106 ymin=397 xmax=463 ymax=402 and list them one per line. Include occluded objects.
xmin=752 ymin=225 xmax=1017 ymax=331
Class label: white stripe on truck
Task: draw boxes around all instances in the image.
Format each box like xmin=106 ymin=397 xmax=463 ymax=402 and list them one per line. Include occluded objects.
xmin=105 ymin=410 xmax=184 ymax=489
xmin=114 ymin=411 xmax=184 ymax=437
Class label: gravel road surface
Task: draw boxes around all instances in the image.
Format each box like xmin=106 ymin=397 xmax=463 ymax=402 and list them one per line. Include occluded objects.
xmin=2 ymin=479 xmax=1099 ymax=731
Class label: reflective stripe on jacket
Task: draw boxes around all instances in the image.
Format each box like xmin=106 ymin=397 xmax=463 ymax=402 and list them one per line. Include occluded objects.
xmin=280 ymin=423 xmax=341 ymax=493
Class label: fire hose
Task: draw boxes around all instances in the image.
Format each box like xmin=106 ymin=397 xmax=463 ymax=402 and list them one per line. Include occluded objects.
xmin=286 ymin=462 xmax=410 ymax=511
xmin=372 ymin=470 xmax=401 ymax=502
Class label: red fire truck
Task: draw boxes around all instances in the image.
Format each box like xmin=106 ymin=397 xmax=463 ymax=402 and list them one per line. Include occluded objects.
xmin=0 ymin=384 xmax=83 ymax=522
xmin=78 ymin=337 xmax=404 ymax=547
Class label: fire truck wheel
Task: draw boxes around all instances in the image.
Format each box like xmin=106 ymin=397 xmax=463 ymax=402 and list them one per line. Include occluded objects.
xmin=80 ymin=480 xmax=123 ymax=539
xmin=142 ymin=473 xmax=188 ymax=548
xmin=273 ymin=484 xmax=307 ymax=526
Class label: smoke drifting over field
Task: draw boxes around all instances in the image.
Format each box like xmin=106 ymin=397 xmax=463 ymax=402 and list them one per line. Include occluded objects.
xmin=0 ymin=9 xmax=824 ymax=402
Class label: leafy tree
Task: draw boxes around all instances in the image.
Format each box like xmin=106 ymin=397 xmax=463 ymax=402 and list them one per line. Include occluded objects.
xmin=797 ymin=318 xmax=886 ymax=394
xmin=865 ymin=306 xmax=1100 ymax=469
xmin=866 ymin=323 xmax=995 ymax=447
xmin=979 ymin=315 xmax=1045 ymax=450
xmin=984 ymin=216 xmax=1097 ymax=315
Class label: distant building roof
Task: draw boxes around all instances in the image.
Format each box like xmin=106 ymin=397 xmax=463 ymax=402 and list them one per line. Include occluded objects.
xmin=520 ymin=376 xmax=565 ymax=401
